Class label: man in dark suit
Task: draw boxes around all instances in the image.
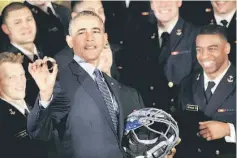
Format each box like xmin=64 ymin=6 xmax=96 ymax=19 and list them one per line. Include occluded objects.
xmin=24 ymin=0 xmax=70 ymax=57
xmin=27 ymin=11 xmax=144 ymax=158
xmin=1 ymin=2 xmax=45 ymax=106
xmin=55 ymin=1 xmax=120 ymax=80
xmin=177 ymin=25 xmax=236 ymax=158
xmin=0 ymin=52 xmax=52 ymax=158
xmin=121 ymin=0 xmax=200 ymax=114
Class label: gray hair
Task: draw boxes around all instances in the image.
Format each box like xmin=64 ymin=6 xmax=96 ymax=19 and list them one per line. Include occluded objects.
xmin=68 ymin=10 xmax=104 ymax=36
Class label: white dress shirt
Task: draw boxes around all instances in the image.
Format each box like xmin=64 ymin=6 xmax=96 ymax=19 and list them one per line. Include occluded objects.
xmin=214 ymin=9 xmax=236 ymax=28
xmin=11 ymin=42 xmax=39 ymax=61
xmin=203 ymin=62 xmax=235 ymax=143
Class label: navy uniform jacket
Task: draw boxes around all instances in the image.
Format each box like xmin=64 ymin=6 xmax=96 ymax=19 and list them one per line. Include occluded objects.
xmin=120 ymin=16 xmax=200 ymax=114
xmin=24 ymin=2 xmax=70 ymax=57
xmin=103 ymin=1 xmax=149 ymax=47
xmin=27 ymin=60 xmax=144 ymax=158
xmin=176 ymin=65 xmax=236 ymax=158
xmin=1 ymin=44 xmax=44 ymax=107
xmin=0 ymin=99 xmax=49 ymax=158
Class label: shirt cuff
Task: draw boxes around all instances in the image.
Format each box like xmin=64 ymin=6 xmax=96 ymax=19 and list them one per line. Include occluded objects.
xmin=225 ymin=123 xmax=236 ymax=143
xmin=39 ymin=95 xmax=53 ymax=109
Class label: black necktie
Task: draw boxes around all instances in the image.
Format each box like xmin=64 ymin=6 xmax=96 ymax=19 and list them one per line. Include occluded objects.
xmin=161 ymin=32 xmax=170 ymax=49
xmin=33 ymin=54 xmax=38 ymax=61
xmin=205 ymin=81 xmax=215 ymax=104
xmin=220 ymin=20 xmax=228 ymax=28
xmin=47 ymin=7 xmax=55 ymax=17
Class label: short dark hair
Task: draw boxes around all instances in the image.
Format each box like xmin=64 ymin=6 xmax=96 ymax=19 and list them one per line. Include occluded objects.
xmin=1 ymin=2 xmax=28 ymax=24
xmin=69 ymin=10 xmax=104 ymax=35
xmin=198 ymin=24 xmax=228 ymax=41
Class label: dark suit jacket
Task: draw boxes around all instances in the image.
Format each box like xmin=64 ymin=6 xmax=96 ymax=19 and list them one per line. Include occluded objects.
xmin=177 ymin=65 xmax=236 ymax=158
xmin=27 ymin=59 xmax=144 ymax=158
xmin=24 ymin=2 xmax=70 ymax=57
xmin=121 ymin=17 xmax=200 ymax=113
xmin=0 ymin=99 xmax=48 ymax=158
xmin=1 ymin=44 xmax=43 ymax=107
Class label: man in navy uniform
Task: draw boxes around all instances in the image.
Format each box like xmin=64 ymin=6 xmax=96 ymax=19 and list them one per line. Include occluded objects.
xmin=177 ymin=25 xmax=236 ymax=158
xmin=0 ymin=52 xmax=55 ymax=158
xmin=121 ymin=0 xmax=200 ymax=114
xmin=24 ymin=0 xmax=70 ymax=57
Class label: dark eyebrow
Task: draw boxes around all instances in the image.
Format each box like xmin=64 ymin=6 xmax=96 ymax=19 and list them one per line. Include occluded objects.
xmin=77 ymin=28 xmax=86 ymax=33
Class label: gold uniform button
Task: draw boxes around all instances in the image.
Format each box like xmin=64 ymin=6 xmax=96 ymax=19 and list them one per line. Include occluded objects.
xmin=215 ymin=150 xmax=220 ymax=155
xmin=171 ymin=99 xmax=174 ymax=102
xmin=120 ymin=41 xmax=123 ymax=44
xmin=152 ymin=102 xmax=156 ymax=106
xmin=150 ymin=86 xmax=154 ymax=90
xmin=168 ymin=82 xmax=174 ymax=88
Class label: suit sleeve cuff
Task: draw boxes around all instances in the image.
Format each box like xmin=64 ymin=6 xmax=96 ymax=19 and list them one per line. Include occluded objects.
xmin=39 ymin=95 xmax=53 ymax=109
xmin=225 ymin=123 xmax=236 ymax=143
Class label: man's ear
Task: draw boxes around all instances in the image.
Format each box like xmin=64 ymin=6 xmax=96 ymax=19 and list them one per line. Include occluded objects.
xmin=1 ymin=24 xmax=10 ymax=35
xmin=66 ymin=35 xmax=73 ymax=48
xmin=177 ymin=0 xmax=182 ymax=8
xmin=224 ymin=42 xmax=231 ymax=55
xmin=104 ymin=33 xmax=108 ymax=44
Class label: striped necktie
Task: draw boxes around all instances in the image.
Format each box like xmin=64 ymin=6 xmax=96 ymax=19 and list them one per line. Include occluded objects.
xmin=94 ymin=69 xmax=118 ymax=132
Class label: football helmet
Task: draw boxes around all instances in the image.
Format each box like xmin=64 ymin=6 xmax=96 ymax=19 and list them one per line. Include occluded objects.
xmin=123 ymin=108 xmax=179 ymax=158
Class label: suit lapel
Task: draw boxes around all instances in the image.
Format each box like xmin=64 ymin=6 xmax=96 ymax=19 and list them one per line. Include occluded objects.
xmin=68 ymin=61 xmax=117 ymax=136
xmin=193 ymin=72 xmax=206 ymax=111
xmin=104 ymin=75 xmax=124 ymax=142
xmin=204 ymin=65 xmax=236 ymax=117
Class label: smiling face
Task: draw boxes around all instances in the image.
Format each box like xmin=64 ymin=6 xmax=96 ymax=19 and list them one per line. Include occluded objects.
xmin=2 ymin=7 xmax=37 ymax=45
xmin=67 ymin=15 xmax=106 ymax=66
xmin=150 ymin=0 xmax=182 ymax=23
xmin=196 ymin=34 xmax=230 ymax=79
xmin=211 ymin=0 xmax=236 ymax=15
xmin=0 ymin=62 xmax=26 ymax=101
